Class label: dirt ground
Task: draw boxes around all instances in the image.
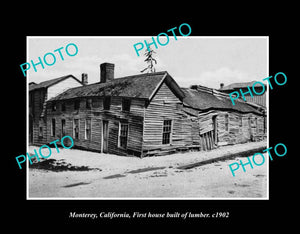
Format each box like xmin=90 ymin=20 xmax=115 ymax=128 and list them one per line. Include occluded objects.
xmin=28 ymin=141 xmax=268 ymax=199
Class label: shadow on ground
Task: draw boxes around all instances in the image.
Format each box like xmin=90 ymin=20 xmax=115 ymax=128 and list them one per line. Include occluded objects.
xmin=29 ymin=158 xmax=101 ymax=172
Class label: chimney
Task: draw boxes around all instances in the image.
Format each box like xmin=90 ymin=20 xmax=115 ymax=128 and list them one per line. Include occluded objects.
xmin=81 ymin=73 xmax=88 ymax=85
xmin=220 ymin=83 xmax=224 ymax=89
xmin=100 ymin=63 xmax=115 ymax=83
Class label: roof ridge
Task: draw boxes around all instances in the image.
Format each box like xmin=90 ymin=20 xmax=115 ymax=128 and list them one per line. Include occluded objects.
xmin=49 ymin=71 xmax=169 ymax=101
xmin=29 ymin=74 xmax=80 ymax=92
xmin=34 ymin=74 xmax=73 ymax=85
xmin=112 ymin=71 xmax=168 ymax=81
xmin=182 ymin=86 xmax=263 ymax=115
xmin=58 ymin=71 xmax=169 ymax=91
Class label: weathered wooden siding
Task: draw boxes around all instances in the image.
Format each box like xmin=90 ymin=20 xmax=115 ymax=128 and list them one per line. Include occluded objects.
xmin=40 ymin=80 xmax=266 ymax=157
xmin=143 ymin=82 xmax=193 ymax=153
xmin=30 ymin=78 xmax=82 ymax=146
xmin=31 ymin=89 xmax=47 ymax=145
xmin=177 ymin=109 xmax=267 ymax=150
xmin=102 ymin=97 xmax=144 ymax=156
xmin=46 ymin=99 xmax=102 ymax=151
xmin=46 ymin=96 xmax=145 ymax=156
xmin=199 ymin=111 xmax=265 ymax=145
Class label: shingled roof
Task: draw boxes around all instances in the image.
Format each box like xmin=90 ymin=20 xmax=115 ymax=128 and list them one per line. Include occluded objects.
xmin=50 ymin=71 xmax=185 ymax=101
xmin=182 ymin=87 xmax=263 ymax=115
xmin=29 ymin=75 xmax=82 ymax=92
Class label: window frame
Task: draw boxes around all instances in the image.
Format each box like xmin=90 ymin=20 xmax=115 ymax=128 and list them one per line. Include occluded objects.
xmin=122 ymin=98 xmax=131 ymax=112
xmin=61 ymin=119 xmax=66 ymax=137
xmin=85 ymin=118 xmax=91 ymax=140
xmin=52 ymin=102 xmax=57 ymax=112
xmin=51 ymin=118 xmax=56 ymax=137
xmin=225 ymin=114 xmax=229 ymax=131
xmin=61 ymin=102 xmax=66 ymax=112
xmin=103 ymin=96 xmax=111 ymax=110
xmin=255 ymin=117 xmax=258 ymax=134
xmin=73 ymin=118 xmax=79 ymax=139
xmin=162 ymin=119 xmax=172 ymax=145
xmin=239 ymin=116 xmax=243 ymax=128
xmin=118 ymin=122 xmax=129 ymax=149
xmin=38 ymin=120 xmax=43 ymax=138
xmin=74 ymin=99 xmax=80 ymax=110
xmin=86 ymin=98 xmax=92 ymax=109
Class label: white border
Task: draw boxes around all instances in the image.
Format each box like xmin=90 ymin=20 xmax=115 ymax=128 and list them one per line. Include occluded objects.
xmin=26 ymin=36 xmax=269 ymax=200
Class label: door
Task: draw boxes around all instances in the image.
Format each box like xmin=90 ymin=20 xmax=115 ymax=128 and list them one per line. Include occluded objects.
xmin=102 ymin=120 xmax=109 ymax=153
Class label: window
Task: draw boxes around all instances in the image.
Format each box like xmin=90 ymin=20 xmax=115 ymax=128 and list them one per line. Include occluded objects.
xmin=255 ymin=117 xmax=258 ymax=134
xmin=73 ymin=119 xmax=79 ymax=139
xmin=225 ymin=114 xmax=229 ymax=131
xmin=74 ymin=100 xmax=80 ymax=110
xmin=61 ymin=102 xmax=66 ymax=112
xmin=51 ymin=118 xmax=56 ymax=137
xmin=248 ymin=116 xmax=252 ymax=131
xmin=162 ymin=120 xmax=172 ymax=144
xmin=85 ymin=119 xmax=91 ymax=140
xmin=119 ymin=122 xmax=128 ymax=149
xmin=86 ymin=99 xmax=92 ymax=109
xmin=61 ymin=119 xmax=66 ymax=137
xmin=239 ymin=116 xmax=243 ymax=128
xmin=103 ymin=96 xmax=111 ymax=110
xmin=92 ymin=98 xmax=101 ymax=108
xmin=39 ymin=90 xmax=44 ymax=110
xmin=52 ymin=102 xmax=57 ymax=111
xmin=38 ymin=120 xmax=43 ymax=138
xmin=122 ymin=98 xmax=131 ymax=112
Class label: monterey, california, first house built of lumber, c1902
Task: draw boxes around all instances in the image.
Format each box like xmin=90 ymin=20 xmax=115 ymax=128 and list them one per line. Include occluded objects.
xmin=29 ymin=62 xmax=267 ymax=157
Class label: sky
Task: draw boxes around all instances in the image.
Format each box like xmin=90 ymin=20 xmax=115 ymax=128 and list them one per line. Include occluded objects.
xmin=27 ymin=36 xmax=268 ymax=89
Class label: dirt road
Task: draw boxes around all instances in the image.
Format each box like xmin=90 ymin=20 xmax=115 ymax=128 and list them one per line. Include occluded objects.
xmin=28 ymin=141 xmax=268 ymax=199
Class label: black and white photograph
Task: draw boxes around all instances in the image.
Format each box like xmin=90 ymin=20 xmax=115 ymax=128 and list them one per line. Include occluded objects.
xmin=5 ymin=6 xmax=294 ymax=227
xmin=27 ymin=36 xmax=269 ymax=199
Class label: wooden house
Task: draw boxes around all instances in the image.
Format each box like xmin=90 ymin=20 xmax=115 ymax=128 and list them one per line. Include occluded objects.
xmin=42 ymin=63 xmax=266 ymax=157
xmin=46 ymin=63 xmax=194 ymax=157
xmin=29 ymin=75 xmax=85 ymax=145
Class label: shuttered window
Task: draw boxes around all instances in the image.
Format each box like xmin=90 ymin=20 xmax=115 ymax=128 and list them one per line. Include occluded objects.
xmin=38 ymin=120 xmax=43 ymax=138
xmin=162 ymin=120 xmax=172 ymax=144
xmin=74 ymin=100 xmax=80 ymax=110
xmin=61 ymin=102 xmax=66 ymax=111
xmin=61 ymin=119 xmax=66 ymax=137
xmin=52 ymin=102 xmax=57 ymax=111
xmin=85 ymin=119 xmax=91 ymax=140
xmin=122 ymin=98 xmax=131 ymax=112
xmin=51 ymin=118 xmax=56 ymax=137
xmin=255 ymin=117 xmax=258 ymax=134
xmin=103 ymin=96 xmax=111 ymax=110
xmin=119 ymin=123 xmax=128 ymax=149
xmin=73 ymin=119 xmax=79 ymax=139
xmin=225 ymin=114 xmax=229 ymax=131
xmin=86 ymin=99 xmax=92 ymax=109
